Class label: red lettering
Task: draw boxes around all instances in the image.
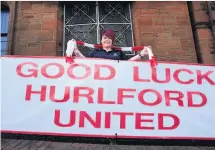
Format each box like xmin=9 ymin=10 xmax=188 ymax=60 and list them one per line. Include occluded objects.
xmin=158 ymin=113 xmax=180 ymax=130
xmin=79 ymin=111 xmax=101 ymax=128
xmin=25 ymin=85 xmax=46 ymax=101
xmin=94 ymin=64 xmax=116 ymax=80
xmin=73 ymin=87 xmax=94 ymax=103
xmin=50 ymin=86 xmax=70 ymax=103
xmin=98 ymin=88 xmax=115 ymax=104
xmin=173 ymin=69 xmax=194 ymax=84
xmin=135 ymin=113 xmax=154 ymax=130
xmin=187 ymin=91 xmax=207 ymax=107
xmin=117 ymin=88 xmax=136 ymax=104
xmin=165 ymin=90 xmax=184 ymax=106
xmin=54 ymin=110 xmax=76 ymax=127
xmin=16 ymin=62 xmax=38 ymax=78
xmin=112 ymin=112 xmax=133 ymax=129
xmin=41 ymin=63 xmax=64 ymax=79
xmin=105 ymin=112 xmax=111 ymax=129
xmin=152 ymin=68 xmax=171 ymax=83
xmin=67 ymin=63 xmax=91 ymax=79
xmin=197 ymin=70 xmax=215 ymax=85
xmin=133 ymin=66 xmax=150 ymax=82
xmin=138 ymin=89 xmax=162 ymax=106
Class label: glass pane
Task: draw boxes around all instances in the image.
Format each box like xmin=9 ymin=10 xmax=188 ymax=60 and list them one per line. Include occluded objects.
xmin=65 ymin=2 xmax=96 ymax=25
xmin=1 ymin=36 xmax=7 ymax=56
xmin=100 ymin=24 xmax=133 ymax=47
xmin=99 ymin=2 xmax=130 ymax=23
xmin=65 ymin=25 xmax=97 ymax=56
xmin=1 ymin=10 xmax=9 ymax=34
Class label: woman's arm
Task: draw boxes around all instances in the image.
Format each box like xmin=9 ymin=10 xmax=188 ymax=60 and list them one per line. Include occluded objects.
xmin=128 ymin=47 xmax=149 ymax=61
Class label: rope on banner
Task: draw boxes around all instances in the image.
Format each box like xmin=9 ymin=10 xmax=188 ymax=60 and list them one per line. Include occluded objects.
xmin=65 ymin=39 xmax=158 ymax=68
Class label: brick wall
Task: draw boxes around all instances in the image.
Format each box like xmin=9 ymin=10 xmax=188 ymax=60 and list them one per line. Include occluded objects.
xmin=132 ymin=1 xmax=198 ymax=63
xmin=191 ymin=1 xmax=215 ymax=64
xmin=6 ymin=1 xmax=61 ymax=56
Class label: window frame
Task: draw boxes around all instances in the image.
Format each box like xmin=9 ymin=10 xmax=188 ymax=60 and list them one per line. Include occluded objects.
xmin=1 ymin=4 xmax=9 ymax=56
xmin=62 ymin=1 xmax=135 ymax=56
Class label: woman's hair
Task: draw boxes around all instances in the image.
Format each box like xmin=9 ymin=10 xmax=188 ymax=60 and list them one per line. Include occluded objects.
xmin=101 ymin=29 xmax=115 ymax=42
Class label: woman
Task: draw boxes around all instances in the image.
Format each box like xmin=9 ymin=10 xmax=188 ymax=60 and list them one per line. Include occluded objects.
xmin=73 ymin=29 xmax=148 ymax=61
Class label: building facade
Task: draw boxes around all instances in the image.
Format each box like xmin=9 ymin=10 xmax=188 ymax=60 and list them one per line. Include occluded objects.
xmin=1 ymin=2 xmax=215 ymax=149
xmin=1 ymin=1 xmax=215 ymax=64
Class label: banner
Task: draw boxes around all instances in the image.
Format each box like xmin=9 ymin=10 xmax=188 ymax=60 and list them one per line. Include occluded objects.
xmin=1 ymin=56 xmax=215 ymax=140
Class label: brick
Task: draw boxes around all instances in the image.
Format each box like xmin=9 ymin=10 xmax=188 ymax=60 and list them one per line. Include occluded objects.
xmin=178 ymin=55 xmax=198 ymax=63
xmin=22 ymin=12 xmax=41 ymax=21
xmin=41 ymin=42 xmax=57 ymax=55
xmin=192 ymin=1 xmax=206 ymax=11
xmin=172 ymin=29 xmax=188 ymax=37
xmin=30 ymin=2 xmax=56 ymax=13
xmin=139 ymin=17 xmax=153 ymax=25
xmin=39 ymin=30 xmax=54 ymax=41
xmin=28 ymin=42 xmax=41 ymax=48
xmin=212 ymin=11 xmax=215 ymax=20
xmin=18 ymin=46 xmax=41 ymax=55
xmin=159 ymin=32 xmax=172 ymax=38
xmin=199 ymin=40 xmax=214 ymax=54
xmin=29 ymin=23 xmax=41 ymax=30
xmin=141 ymin=26 xmax=163 ymax=33
xmin=167 ymin=50 xmax=190 ymax=56
xmin=19 ymin=31 xmax=41 ymax=43
xmin=197 ymin=29 xmax=212 ymax=39
xmin=166 ymin=6 xmax=184 ymax=11
xmin=153 ymin=17 xmax=165 ymax=26
xmin=140 ymin=38 xmax=156 ymax=48
xmin=165 ymin=19 xmax=177 ymax=26
xmin=133 ymin=2 xmax=149 ymax=9
xmin=19 ymin=2 xmax=31 ymax=10
xmin=42 ymin=19 xmax=57 ymax=30
xmin=141 ymin=33 xmax=158 ymax=38
xmin=202 ymin=54 xmax=215 ymax=64
xmin=157 ymin=38 xmax=181 ymax=49
xmin=15 ymin=22 xmax=29 ymax=31
xmin=140 ymin=9 xmax=157 ymax=16
xmin=177 ymin=20 xmax=189 ymax=25
xmin=194 ymin=11 xmax=209 ymax=22
xmin=41 ymin=13 xmax=56 ymax=19
xmin=180 ymin=39 xmax=195 ymax=50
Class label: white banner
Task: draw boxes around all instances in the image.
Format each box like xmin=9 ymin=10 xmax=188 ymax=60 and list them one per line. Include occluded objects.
xmin=1 ymin=56 xmax=215 ymax=140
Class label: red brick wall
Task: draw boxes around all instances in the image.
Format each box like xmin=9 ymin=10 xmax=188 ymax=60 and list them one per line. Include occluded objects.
xmin=132 ymin=1 xmax=197 ymax=63
xmin=6 ymin=2 xmax=60 ymax=56
xmin=192 ymin=1 xmax=215 ymax=64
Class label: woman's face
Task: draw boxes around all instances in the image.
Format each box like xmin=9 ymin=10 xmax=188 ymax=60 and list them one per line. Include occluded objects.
xmin=101 ymin=35 xmax=113 ymax=48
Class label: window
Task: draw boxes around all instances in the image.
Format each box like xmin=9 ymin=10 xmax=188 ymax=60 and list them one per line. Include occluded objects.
xmin=1 ymin=4 xmax=9 ymax=56
xmin=61 ymin=1 xmax=134 ymax=57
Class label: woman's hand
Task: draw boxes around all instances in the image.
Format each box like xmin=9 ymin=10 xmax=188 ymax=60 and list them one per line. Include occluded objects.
xmin=139 ymin=46 xmax=151 ymax=57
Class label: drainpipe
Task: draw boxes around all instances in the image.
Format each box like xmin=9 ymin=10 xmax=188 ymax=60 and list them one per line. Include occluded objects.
xmin=10 ymin=1 xmax=18 ymax=55
xmin=187 ymin=2 xmax=203 ymax=63
xmin=206 ymin=2 xmax=215 ymax=54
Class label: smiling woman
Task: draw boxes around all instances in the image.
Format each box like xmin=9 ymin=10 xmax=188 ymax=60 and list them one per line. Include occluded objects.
xmin=87 ymin=29 xmax=125 ymax=60
xmin=73 ymin=29 xmax=149 ymax=61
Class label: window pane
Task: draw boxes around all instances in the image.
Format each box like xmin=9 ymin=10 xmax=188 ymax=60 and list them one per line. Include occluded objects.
xmin=100 ymin=24 xmax=133 ymax=47
xmin=65 ymin=2 xmax=96 ymax=25
xmin=1 ymin=10 xmax=9 ymax=34
xmin=99 ymin=2 xmax=131 ymax=23
xmin=1 ymin=36 xmax=7 ymax=56
xmin=65 ymin=25 xmax=97 ymax=56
